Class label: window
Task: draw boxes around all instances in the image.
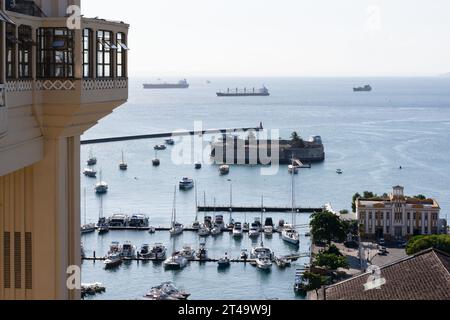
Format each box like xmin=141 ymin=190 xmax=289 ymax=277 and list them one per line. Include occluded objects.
xmin=97 ymin=30 xmax=113 ymax=78
xmin=116 ymin=32 xmax=127 ymax=78
xmin=18 ymin=25 xmax=33 ymax=78
xmin=83 ymin=29 xmax=93 ymax=78
xmin=6 ymin=23 xmax=17 ymax=79
xmin=37 ymin=28 xmax=74 ymax=78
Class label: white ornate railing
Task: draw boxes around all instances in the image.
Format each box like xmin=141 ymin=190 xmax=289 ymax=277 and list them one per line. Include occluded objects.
xmin=82 ymin=78 xmax=128 ymax=91
xmin=35 ymin=79 xmax=76 ymax=91
xmin=6 ymin=80 xmax=34 ymax=93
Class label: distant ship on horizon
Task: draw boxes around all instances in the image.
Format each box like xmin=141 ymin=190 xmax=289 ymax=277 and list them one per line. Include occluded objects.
xmin=143 ymin=79 xmax=189 ymax=89
xmin=217 ymin=86 xmax=270 ymax=97
xmin=353 ymin=85 xmax=372 ymax=92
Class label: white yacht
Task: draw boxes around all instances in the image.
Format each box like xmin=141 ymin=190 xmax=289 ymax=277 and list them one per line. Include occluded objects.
xmin=196 ymin=243 xmax=208 ymax=260
xmin=264 ymin=226 xmax=273 ymax=237
xmin=240 ymin=249 xmax=249 ymax=260
xmin=282 ymin=226 xmax=300 ymax=245
xmin=288 ymin=165 xmax=299 ymax=174
xmin=179 ymin=177 xmax=194 ymax=190
xmin=275 ymin=256 xmax=291 ymax=268
xmin=121 ymin=241 xmax=136 ymax=259
xmin=248 ymin=223 xmax=260 ymax=239
xmin=149 ymin=243 xmax=167 ymax=260
xmin=81 ymin=188 xmax=96 ymax=234
xmin=87 ymin=149 xmax=97 ymax=166
xmin=169 ymin=187 xmax=184 ymax=236
xmin=336 ymin=169 xmax=343 ymax=174
xmin=250 ymin=242 xmax=274 ymax=260
xmin=95 ymin=171 xmax=108 ymax=194
xmin=219 ymin=165 xmax=230 ymax=175
xmin=180 ymin=245 xmax=196 ymax=260
xmin=232 ymin=222 xmax=243 ymax=238
xmin=164 ymin=252 xmax=188 ymax=270
xmin=256 ymin=256 xmax=273 ymax=270
xmin=218 ymin=253 xmax=231 ymax=268
xmin=104 ymin=252 xmax=122 ymax=269
xmin=139 ymin=244 xmax=152 ymax=259
xmin=198 ymin=224 xmax=210 ymax=237
xmin=210 ymin=225 xmax=221 ymax=236
xmin=214 ymin=215 xmax=225 ymax=230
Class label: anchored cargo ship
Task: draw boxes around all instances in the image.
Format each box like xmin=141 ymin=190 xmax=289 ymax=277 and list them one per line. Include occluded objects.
xmin=353 ymin=85 xmax=372 ymax=92
xmin=143 ymin=79 xmax=189 ymax=89
xmin=217 ymin=86 xmax=270 ymax=97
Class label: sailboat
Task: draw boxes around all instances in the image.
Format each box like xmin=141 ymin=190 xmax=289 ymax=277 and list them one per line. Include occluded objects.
xmin=169 ymin=186 xmax=184 ymax=236
xmin=282 ymin=159 xmax=300 ymax=246
xmin=152 ymin=150 xmax=160 ymax=166
xmin=198 ymin=191 xmax=210 ymax=236
xmin=226 ymin=183 xmax=235 ymax=229
xmin=192 ymin=183 xmax=200 ymax=229
xmin=81 ymin=188 xmax=96 ymax=234
xmin=253 ymin=196 xmax=273 ymax=270
xmin=87 ymin=148 xmax=97 ymax=166
xmin=119 ymin=151 xmax=128 ymax=171
xmin=95 ymin=170 xmax=108 ymax=194
xmin=97 ymin=196 xmax=109 ymax=234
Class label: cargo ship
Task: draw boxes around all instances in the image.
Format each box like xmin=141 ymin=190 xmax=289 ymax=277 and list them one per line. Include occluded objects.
xmin=217 ymin=86 xmax=270 ymax=97
xmin=353 ymin=85 xmax=372 ymax=92
xmin=143 ymin=79 xmax=189 ymax=89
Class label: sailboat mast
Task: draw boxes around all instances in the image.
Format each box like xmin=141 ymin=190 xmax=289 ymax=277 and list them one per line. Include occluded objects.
xmin=291 ymin=158 xmax=295 ymax=226
xmin=99 ymin=196 xmax=103 ymax=219
xmin=83 ymin=187 xmax=87 ymax=225
xmin=229 ymin=183 xmax=233 ymax=223
xmin=172 ymin=186 xmax=177 ymax=227
xmin=194 ymin=182 xmax=198 ymax=223
xmin=203 ymin=191 xmax=206 ymax=220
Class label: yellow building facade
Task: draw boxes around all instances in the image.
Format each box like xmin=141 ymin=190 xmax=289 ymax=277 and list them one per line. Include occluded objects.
xmin=0 ymin=0 xmax=128 ymax=299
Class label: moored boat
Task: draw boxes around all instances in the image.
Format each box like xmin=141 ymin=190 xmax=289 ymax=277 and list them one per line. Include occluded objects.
xmin=219 ymin=165 xmax=230 ymax=175
xmin=179 ymin=177 xmax=194 ymax=190
xmin=217 ymin=253 xmax=231 ymax=268
xmin=180 ymin=245 xmax=196 ymax=261
xmin=149 ymin=243 xmax=167 ymax=260
xmin=164 ymin=252 xmax=188 ymax=270
xmin=83 ymin=168 xmax=97 ymax=178
xmin=256 ymin=256 xmax=273 ymax=270
xmin=104 ymin=252 xmax=122 ymax=269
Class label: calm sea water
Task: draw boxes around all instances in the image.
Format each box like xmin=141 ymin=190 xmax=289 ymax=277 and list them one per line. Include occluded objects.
xmin=81 ymin=77 xmax=450 ymax=300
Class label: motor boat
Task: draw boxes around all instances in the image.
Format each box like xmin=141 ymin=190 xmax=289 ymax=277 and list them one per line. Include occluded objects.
xmin=214 ymin=215 xmax=225 ymax=230
xmin=243 ymin=222 xmax=250 ymax=232
xmin=164 ymin=252 xmax=188 ymax=270
xmin=149 ymin=243 xmax=167 ymax=260
xmin=129 ymin=214 xmax=150 ymax=228
xmin=81 ymin=223 xmax=96 ymax=234
xmin=250 ymin=243 xmax=274 ymax=260
xmin=232 ymin=222 xmax=243 ymax=238
xmin=219 ymin=165 xmax=230 ymax=175
xmin=288 ymin=165 xmax=299 ymax=174
xmin=108 ymin=241 xmax=121 ymax=255
xmin=210 ymin=225 xmax=221 ymax=236
xmin=108 ymin=214 xmax=128 ymax=228
xmin=240 ymin=249 xmax=249 ymax=260
xmin=179 ymin=177 xmax=194 ymax=190
xmin=83 ymin=168 xmax=97 ymax=178
xmin=119 ymin=151 xmax=128 ymax=171
xmin=97 ymin=217 xmax=109 ymax=234
xmin=195 ymin=162 xmax=202 ymax=169
xmin=154 ymin=145 xmax=167 ymax=151
xmin=264 ymin=226 xmax=273 ymax=237
xmin=149 ymin=227 xmax=156 ymax=234
xmin=87 ymin=150 xmax=97 ymax=166
xmin=226 ymin=219 xmax=235 ymax=230
xmin=180 ymin=246 xmax=196 ymax=260
xmin=170 ymin=222 xmax=184 ymax=236
xmin=152 ymin=158 xmax=160 ymax=166
xmin=256 ymin=256 xmax=273 ymax=270
xmin=139 ymin=244 xmax=152 ymax=259
xmin=198 ymin=224 xmax=210 ymax=237
xmin=217 ymin=253 xmax=231 ymax=268
xmin=196 ymin=243 xmax=208 ymax=260
xmin=275 ymin=256 xmax=291 ymax=268
xmin=282 ymin=226 xmax=300 ymax=246
xmin=144 ymin=282 xmax=190 ymax=301
xmin=336 ymin=169 xmax=343 ymax=175
xmin=277 ymin=220 xmax=285 ymax=232
xmin=248 ymin=223 xmax=260 ymax=239
xmin=192 ymin=220 xmax=200 ymax=230
xmin=165 ymin=139 xmax=175 ymax=145
xmin=104 ymin=252 xmax=122 ymax=269
xmin=121 ymin=241 xmax=136 ymax=259
xmin=204 ymin=216 xmax=213 ymax=229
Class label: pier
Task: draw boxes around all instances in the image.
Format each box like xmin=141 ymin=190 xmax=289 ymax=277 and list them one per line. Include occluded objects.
xmin=80 ymin=124 xmax=263 ymax=145
xmin=197 ymin=206 xmax=323 ymax=213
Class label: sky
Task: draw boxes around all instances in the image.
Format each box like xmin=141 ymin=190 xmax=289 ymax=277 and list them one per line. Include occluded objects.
xmin=82 ymin=0 xmax=450 ymax=77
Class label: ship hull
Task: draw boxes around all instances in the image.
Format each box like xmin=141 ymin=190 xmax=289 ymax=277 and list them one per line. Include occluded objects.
xmin=143 ymin=84 xmax=189 ymax=89
xmin=217 ymin=93 xmax=270 ymax=97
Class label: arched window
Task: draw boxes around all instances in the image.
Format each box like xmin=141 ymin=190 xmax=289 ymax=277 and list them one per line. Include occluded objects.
xmin=83 ymin=28 xmax=93 ymax=78
xmin=18 ymin=25 xmax=33 ymax=78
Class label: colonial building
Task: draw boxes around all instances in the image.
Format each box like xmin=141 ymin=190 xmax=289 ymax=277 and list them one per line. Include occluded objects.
xmin=357 ymin=186 xmax=441 ymax=240
xmin=0 ymin=0 xmax=128 ymax=299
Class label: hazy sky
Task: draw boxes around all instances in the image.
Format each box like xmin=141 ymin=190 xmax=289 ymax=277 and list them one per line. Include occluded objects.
xmin=83 ymin=0 xmax=450 ymax=77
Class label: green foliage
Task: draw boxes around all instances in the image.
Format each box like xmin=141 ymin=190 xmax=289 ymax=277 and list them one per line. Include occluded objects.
xmin=324 ymin=244 xmax=343 ymax=256
xmin=313 ymin=251 xmax=349 ymax=270
xmin=310 ymin=211 xmax=346 ymax=245
xmin=363 ymin=191 xmax=377 ymax=199
xmin=303 ymin=272 xmax=328 ymax=293
xmin=342 ymin=220 xmax=359 ymax=237
xmin=413 ymin=194 xmax=427 ymax=200
xmin=351 ymin=193 xmax=361 ymax=213
xmin=340 ymin=210 xmax=349 ymax=215
xmin=406 ymin=235 xmax=450 ymax=255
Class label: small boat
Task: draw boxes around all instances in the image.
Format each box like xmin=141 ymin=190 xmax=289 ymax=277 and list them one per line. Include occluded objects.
xmin=277 ymin=220 xmax=285 ymax=232
xmin=97 ymin=197 xmax=109 ymax=234
xmin=129 ymin=214 xmax=150 ymax=228
xmin=204 ymin=216 xmax=213 ymax=229
xmin=165 ymin=139 xmax=175 ymax=145
xmin=336 ymin=169 xmax=343 ymax=174
xmin=179 ymin=177 xmax=194 ymax=190
xmin=119 ymin=151 xmax=128 ymax=171
xmin=195 ymin=162 xmax=202 ymax=169
xmin=196 ymin=243 xmax=208 ymax=260
xmin=149 ymin=227 xmax=156 ymax=234
xmin=170 ymin=223 xmax=184 ymax=236
xmin=256 ymin=256 xmax=273 ymax=270
xmin=154 ymin=144 xmax=167 ymax=151
xmin=250 ymin=243 xmax=274 ymax=260
xmin=294 ymin=267 xmax=310 ymax=296
xmin=121 ymin=241 xmax=136 ymax=259
xmin=353 ymin=84 xmax=372 ymax=92
xmin=232 ymin=222 xmax=243 ymax=238
xmin=152 ymin=158 xmax=160 ymax=166
xmin=81 ymin=223 xmax=96 ymax=234
xmin=170 ymin=187 xmax=184 ymax=236
xmin=83 ymin=168 xmax=97 ymax=178
xmin=192 ymin=220 xmax=200 ymax=230
xmin=180 ymin=245 xmax=196 ymax=261
xmin=226 ymin=219 xmax=235 ymax=230
xmin=240 ymin=249 xmax=249 ymax=260
xmin=104 ymin=252 xmax=122 ymax=269
xmin=210 ymin=225 xmax=221 ymax=236
xmin=87 ymin=149 xmax=97 ymax=166
xmin=144 ymin=282 xmax=190 ymax=301
xmin=282 ymin=225 xmax=300 ymax=246
xmin=95 ymin=171 xmax=108 ymax=194
xmin=214 ymin=215 xmax=225 ymax=230
xmin=219 ymin=165 xmax=230 ymax=175
xmin=149 ymin=243 xmax=167 ymax=260
xmin=198 ymin=224 xmax=210 ymax=237
xmin=275 ymin=256 xmax=291 ymax=268
xmin=164 ymin=252 xmax=188 ymax=270
xmin=139 ymin=244 xmax=152 ymax=259
xmin=288 ymin=165 xmax=299 ymax=174
xmin=248 ymin=223 xmax=260 ymax=239
xmin=243 ymin=222 xmax=250 ymax=232
xmin=264 ymin=226 xmax=273 ymax=237
xmin=217 ymin=253 xmax=231 ymax=268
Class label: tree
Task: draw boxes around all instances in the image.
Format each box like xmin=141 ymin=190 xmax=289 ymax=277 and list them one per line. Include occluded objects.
xmin=406 ymin=235 xmax=450 ymax=255
xmin=342 ymin=220 xmax=359 ymax=237
xmin=352 ymin=193 xmax=361 ymax=213
xmin=303 ymin=272 xmax=328 ymax=296
xmin=314 ymin=252 xmax=349 ymax=270
xmin=413 ymin=194 xmax=427 ymax=200
xmin=310 ymin=211 xmax=347 ymax=245
xmin=363 ymin=191 xmax=376 ymax=199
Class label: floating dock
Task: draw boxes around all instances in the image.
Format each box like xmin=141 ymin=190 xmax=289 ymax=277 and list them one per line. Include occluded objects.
xmin=197 ymin=206 xmax=323 ymax=213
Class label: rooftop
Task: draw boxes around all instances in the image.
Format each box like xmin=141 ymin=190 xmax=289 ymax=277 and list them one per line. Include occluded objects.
xmin=321 ymin=249 xmax=450 ymax=300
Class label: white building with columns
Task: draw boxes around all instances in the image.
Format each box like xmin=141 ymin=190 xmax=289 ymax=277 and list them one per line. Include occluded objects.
xmin=356 ymin=186 xmax=441 ymax=240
